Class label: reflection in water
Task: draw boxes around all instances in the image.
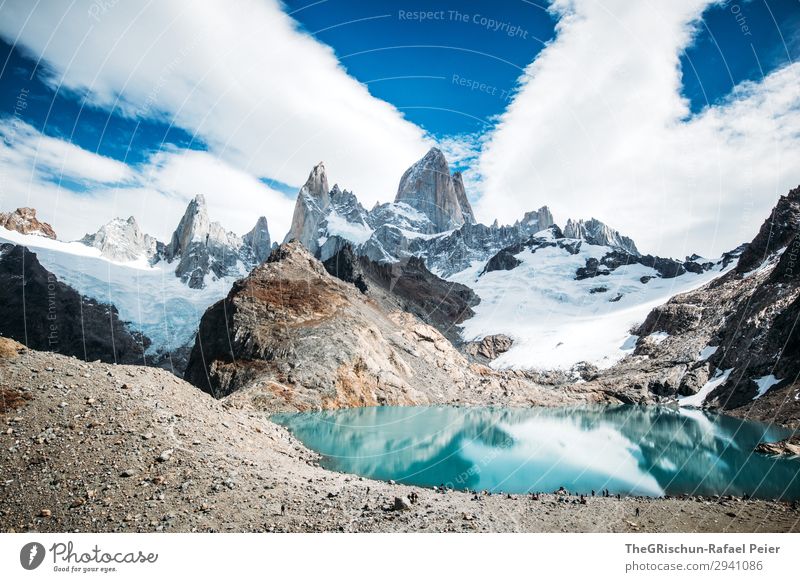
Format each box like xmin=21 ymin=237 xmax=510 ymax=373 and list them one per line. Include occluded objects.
xmin=273 ymin=405 xmax=800 ymax=499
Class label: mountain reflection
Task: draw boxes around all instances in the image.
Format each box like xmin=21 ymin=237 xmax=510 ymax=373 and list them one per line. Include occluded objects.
xmin=273 ymin=406 xmax=800 ymax=499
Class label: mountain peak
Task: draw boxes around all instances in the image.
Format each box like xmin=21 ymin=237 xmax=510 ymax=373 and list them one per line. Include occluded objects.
xmin=395 ymin=148 xmax=469 ymax=232
xmin=563 ymin=217 xmax=639 ymax=255
xmin=81 ymin=215 xmax=159 ymax=262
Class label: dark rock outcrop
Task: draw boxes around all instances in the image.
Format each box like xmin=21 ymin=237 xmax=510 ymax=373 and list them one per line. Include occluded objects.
xmin=464 ymin=334 xmax=513 ymax=361
xmin=0 ymin=243 xmax=149 ymax=364
xmin=0 ymin=207 xmax=56 ymax=239
xmin=482 ymin=249 xmax=522 ymax=274
xmin=323 ymin=244 xmax=479 ymax=344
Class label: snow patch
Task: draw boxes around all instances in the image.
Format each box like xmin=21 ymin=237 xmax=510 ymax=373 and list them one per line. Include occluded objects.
xmin=698 ymin=345 xmax=718 ymax=361
xmin=679 ymin=368 xmax=733 ymax=408
xmin=753 ymin=375 xmax=781 ymax=400
xmin=648 ymin=331 xmax=669 ymax=344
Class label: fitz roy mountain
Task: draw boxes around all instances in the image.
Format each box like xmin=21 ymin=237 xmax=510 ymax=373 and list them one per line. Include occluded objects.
xmin=0 ymin=145 xmax=789 ymax=411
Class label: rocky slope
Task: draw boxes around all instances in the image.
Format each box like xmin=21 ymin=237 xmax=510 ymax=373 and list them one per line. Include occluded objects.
xmin=0 ymin=207 xmax=56 ymax=239
xmin=0 ymin=244 xmax=149 ymax=364
xmin=2 ymin=340 xmax=798 ymax=533
xmin=321 ymin=243 xmax=478 ymax=344
xmin=183 ymin=241 xmax=602 ymax=408
xmin=584 ymin=186 xmax=800 ymax=427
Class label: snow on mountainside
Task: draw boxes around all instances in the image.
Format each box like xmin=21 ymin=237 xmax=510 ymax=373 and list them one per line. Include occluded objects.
xmin=449 ymin=228 xmax=734 ymax=371
xmin=0 ymin=228 xmax=231 ymax=362
xmin=0 ymin=195 xmax=272 ymax=364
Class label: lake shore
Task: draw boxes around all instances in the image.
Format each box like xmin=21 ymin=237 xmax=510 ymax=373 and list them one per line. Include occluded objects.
xmin=1 ymin=340 xmax=798 ymax=533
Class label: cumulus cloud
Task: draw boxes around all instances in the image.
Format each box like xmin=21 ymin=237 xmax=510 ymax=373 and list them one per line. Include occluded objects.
xmin=0 ymin=0 xmax=430 ymax=211
xmin=0 ymin=119 xmax=294 ymax=241
xmin=475 ymin=0 xmax=800 ymax=257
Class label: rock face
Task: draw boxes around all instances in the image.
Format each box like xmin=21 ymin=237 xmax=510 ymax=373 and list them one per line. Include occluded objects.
xmin=0 ymin=207 xmax=56 ymax=239
xmin=183 ymin=241 xmax=593 ymax=410
xmin=563 ymin=218 xmax=639 ymax=256
xmin=581 ymin=185 xmax=800 ymax=428
xmin=465 ymin=334 xmax=513 ymax=361
xmin=395 ymin=147 xmax=473 ymax=233
xmin=80 ymin=216 xmax=161 ymax=262
xmin=243 ymin=216 xmax=271 ymax=263
xmin=0 ymin=243 xmax=149 ymax=363
xmin=164 ymin=194 xmax=252 ymax=289
xmin=283 ymin=162 xmax=330 ymax=254
xmin=322 ymin=244 xmax=479 ymax=344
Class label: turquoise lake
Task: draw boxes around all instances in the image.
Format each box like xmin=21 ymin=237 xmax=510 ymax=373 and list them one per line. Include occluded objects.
xmin=273 ymin=405 xmax=800 ymax=499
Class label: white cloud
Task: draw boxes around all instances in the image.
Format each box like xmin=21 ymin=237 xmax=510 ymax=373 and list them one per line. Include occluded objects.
xmin=476 ymin=0 xmax=800 ymax=257
xmin=0 ymin=0 xmax=430 ymax=211
xmin=0 ymin=120 xmax=133 ymax=184
xmin=0 ymin=119 xmax=293 ymax=242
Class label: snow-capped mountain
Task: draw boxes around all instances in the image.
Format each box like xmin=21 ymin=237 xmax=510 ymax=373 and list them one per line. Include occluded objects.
xmin=281 ymin=147 xmax=735 ymax=371
xmin=0 ymin=194 xmax=273 ymax=369
xmin=81 ymin=216 xmax=162 ymax=263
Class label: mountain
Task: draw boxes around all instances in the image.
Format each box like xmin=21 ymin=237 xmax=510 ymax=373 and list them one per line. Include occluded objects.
xmin=80 ymin=216 xmax=162 ymax=263
xmin=0 ymin=207 xmax=56 ymax=239
xmin=0 ymin=243 xmax=149 ymax=363
xmin=183 ymin=241 xmax=600 ymax=409
xmin=395 ymin=147 xmax=473 ymax=232
xmin=0 ymin=196 xmax=273 ymax=371
xmin=164 ymin=194 xmax=269 ymax=289
xmin=583 ymin=185 xmax=800 ymax=427
xmin=243 ymin=216 xmax=272 ymax=263
xmin=283 ymin=162 xmax=331 ymax=254
xmin=563 ymin=218 xmax=639 ymax=256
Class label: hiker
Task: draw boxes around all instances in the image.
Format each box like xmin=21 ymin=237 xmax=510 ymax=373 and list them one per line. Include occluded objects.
xmin=591 ymin=490 xmax=595 ymax=497
xmin=635 ymin=507 xmax=640 ymax=517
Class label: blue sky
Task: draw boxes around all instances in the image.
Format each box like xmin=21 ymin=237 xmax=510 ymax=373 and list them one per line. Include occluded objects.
xmin=0 ymin=0 xmax=799 ymax=256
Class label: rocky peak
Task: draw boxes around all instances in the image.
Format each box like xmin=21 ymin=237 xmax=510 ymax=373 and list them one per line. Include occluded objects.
xmin=395 ymin=147 xmax=469 ymax=232
xmin=517 ymin=206 xmax=555 ymax=235
xmin=243 ymin=216 xmax=271 ymax=264
xmin=165 ymin=194 xmax=248 ymax=289
xmin=0 ymin=207 xmax=57 ymax=239
xmin=283 ymin=162 xmax=332 ymax=254
xmin=80 ymin=216 xmax=160 ymax=262
xmin=165 ymin=194 xmax=211 ymax=260
xmin=563 ymin=217 xmax=639 ymax=256
xmin=452 ymin=172 xmax=476 ymax=225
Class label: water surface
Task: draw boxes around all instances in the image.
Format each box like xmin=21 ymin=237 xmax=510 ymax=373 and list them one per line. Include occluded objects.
xmin=273 ymin=405 xmax=800 ymax=499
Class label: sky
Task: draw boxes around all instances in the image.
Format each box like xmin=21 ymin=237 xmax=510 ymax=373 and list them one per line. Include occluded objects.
xmin=0 ymin=0 xmax=798 ymax=257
